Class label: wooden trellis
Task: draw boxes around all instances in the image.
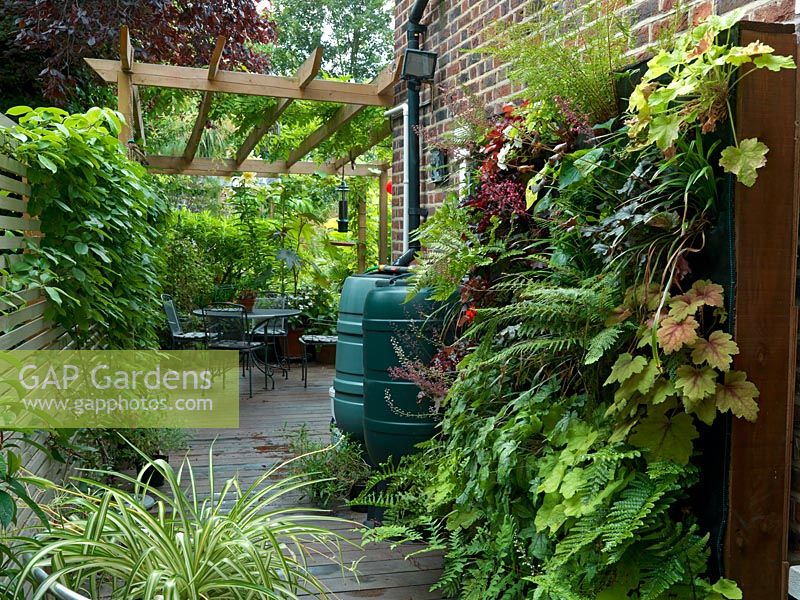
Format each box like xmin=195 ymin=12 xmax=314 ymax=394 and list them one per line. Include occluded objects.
xmin=85 ymin=27 xmax=396 ymax=264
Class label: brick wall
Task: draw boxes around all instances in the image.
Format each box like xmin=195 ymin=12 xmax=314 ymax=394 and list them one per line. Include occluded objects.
xmin=389 ymin=0 xmax=798 ymax=257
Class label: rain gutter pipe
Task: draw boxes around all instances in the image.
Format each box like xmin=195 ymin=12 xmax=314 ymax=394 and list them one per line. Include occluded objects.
xmin=393 ymin=0 xmax=430 ymax=267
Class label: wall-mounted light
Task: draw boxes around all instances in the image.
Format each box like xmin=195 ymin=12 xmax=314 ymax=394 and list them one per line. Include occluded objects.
xmin=402 ymin=48 xmax=438 ymax=81
xmin=336 ymin=172 xmax=349 ymax=233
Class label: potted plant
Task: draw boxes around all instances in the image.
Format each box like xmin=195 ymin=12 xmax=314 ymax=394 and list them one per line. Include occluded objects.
xmin=237 ymin=288 xmax=257 ymax=312
xmin=70 ymin=429 xmax=188 ymax=487
xmin=19 ymin=447 xmax=357 ymax=599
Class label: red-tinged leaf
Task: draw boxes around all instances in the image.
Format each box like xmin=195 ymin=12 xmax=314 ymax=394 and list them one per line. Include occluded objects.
xmin=715 ymin=371 xmax=759 ymax=422
xmin=675 ymin=365 xmax=716 ymax=400
xmin=686 ymin=279 xmax=724 ymax=308
xmin=668 ymin=294 xmax=703 ymax=320
xmin=657 ymin=316 xmax=699 ymax=354
xmin=691 ymin=330 xmax=739 ymax=371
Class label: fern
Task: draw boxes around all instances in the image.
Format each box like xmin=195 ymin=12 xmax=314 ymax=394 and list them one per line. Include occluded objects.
xmin=584 ymin=323 xmax=625 ymax=364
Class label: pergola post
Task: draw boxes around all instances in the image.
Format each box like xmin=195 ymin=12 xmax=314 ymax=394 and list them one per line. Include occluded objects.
xmin=357 ymin=195 xmax=367 ymax=273
xmin=378 ymin=169 xmax=389 ymax=264
xmin=117 ymin=26 xmax=134 ymax=143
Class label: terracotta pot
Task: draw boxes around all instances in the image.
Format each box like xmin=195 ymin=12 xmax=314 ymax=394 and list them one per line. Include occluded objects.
xmin=317 ymin=344 xmax=337 ymax=365
xmin=238 ymin=295 xmax=256 ymax=312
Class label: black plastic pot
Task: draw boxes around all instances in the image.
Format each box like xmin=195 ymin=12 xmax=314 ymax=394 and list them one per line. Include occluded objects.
xmin=137 ymin=453 xmax=168 ymax=488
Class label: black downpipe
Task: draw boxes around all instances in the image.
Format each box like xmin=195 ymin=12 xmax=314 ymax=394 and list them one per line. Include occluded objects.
xmin=393 ymin=0 xmax=430 ymax=267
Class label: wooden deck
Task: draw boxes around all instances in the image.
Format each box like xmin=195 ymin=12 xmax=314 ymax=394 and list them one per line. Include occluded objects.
xmin=182 ymin=363 xmax=444 ymax=600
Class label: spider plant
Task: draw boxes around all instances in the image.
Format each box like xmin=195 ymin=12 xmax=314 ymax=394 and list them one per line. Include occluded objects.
xmin=15 ymin=446 xmax=358 ymax=599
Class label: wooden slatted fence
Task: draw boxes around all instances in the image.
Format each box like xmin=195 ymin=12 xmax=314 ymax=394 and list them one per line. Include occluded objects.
xmin=0 ymin=114 xmax=77 ymax=536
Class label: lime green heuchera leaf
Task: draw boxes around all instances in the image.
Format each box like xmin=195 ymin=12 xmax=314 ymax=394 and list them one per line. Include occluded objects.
xmin=647 ymin=113 xmax=682 ymax=152
xmin=675 ymin=365 xmax=717 ymax=400
xmin=605 ymin=353 xmax=648 ymax=386
xmin=657 ymin=316 xmax=699 ymax=354
xmin=715 ymin=371 xmax=760 ymax=422
xmin=649 ymin=377 xmax=676 ymax=405
xmin=719 ymin=138 xmax=769 ymax=187
xmin=691 ymin=330 xmax=739 ymax=371
xmin=753 ymin=53 xmax=797 ymax=71
xmin=629 ymin=401 xmax=699 ymax=465
xmin=683 ymin=394 xmax=717 ymax=426
xmin=724 ymin=41 xmax=776 ymax=66
xmin=709 ymin=578 xmax=743 ymax=599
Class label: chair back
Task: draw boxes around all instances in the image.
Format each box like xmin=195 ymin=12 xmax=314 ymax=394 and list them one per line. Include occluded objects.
xmin=161 ymin=294 xmax=183 ymax=336
xmin=202 ymin=303 xmax=250 ymax=343
xmin=255 ymin=294 xmax=288 ymax=330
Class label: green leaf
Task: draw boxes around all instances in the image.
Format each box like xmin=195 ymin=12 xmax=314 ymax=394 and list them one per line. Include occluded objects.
xmin=0 ymin=491 xmax=15 ymax=528
xmin=629 ymin=402 xmax=699 ymax=465
xmin=647 ymin=114 xmax=682 ymax=151
xmin=605 ymin=353 xmax=648 ymax=386
xmin=648 ymin=377 xmax=676 ymax=405
xmin=719 ymin=138 xmax=769 ymax=187
xmin=691 ymin=330 xmax=739 ymax=371
xmin=38 ymin=154 xmax=58 ymax=173
xmin=74 ymin=242 xmax=89 ymax=255
xmin=753 ymin=53 xmax=796 ymax=72
xmin=6 ymin=106 xmax=33 ymax=117
xmin=715 ymin=370 xmax=759 ymax=421
xmin=675 ymin=365 xmax=717 ymax=400
xmin=710 ymin=578 xmax=743 ymax=599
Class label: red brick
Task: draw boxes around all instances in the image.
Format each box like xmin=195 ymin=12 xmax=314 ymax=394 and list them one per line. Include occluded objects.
xmin=749 ymin=0 xmax=795 ymax=22
xmin=692 ymin=1 xmax=713 ymax=24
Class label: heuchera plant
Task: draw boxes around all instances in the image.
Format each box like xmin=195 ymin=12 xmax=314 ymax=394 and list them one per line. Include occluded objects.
xmin=605 ymin=280 xmax=758 ymax=463
xmin=626 ymin=10 xmax=796 ymax=186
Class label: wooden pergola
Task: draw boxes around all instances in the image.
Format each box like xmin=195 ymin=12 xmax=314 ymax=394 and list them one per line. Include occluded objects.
xmin=85 ymin=27 xmax=396 ymax=267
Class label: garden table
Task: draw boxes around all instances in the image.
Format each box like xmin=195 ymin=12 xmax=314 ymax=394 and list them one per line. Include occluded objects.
xmin=191 ymin=307 xmax=301 ymax=326
xmin=193 ymin=307 xmax=302 ymax=384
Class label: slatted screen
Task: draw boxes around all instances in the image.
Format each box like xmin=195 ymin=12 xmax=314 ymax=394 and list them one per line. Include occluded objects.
xmin=0 ymin=113 xmax=75 ymax=535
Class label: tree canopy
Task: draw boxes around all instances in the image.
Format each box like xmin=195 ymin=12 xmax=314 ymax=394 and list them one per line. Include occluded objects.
xmin=7 ymin=0 xmax=277 ymax=103
xmin=270 ymin=0 xmax=393 ymax=81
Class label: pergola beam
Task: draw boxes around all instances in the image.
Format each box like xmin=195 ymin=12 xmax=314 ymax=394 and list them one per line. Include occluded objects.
xmin=234 ymin=48 xmax=323 ymax=167
xmin=330 ymin=120 xmax=392 ymax=171
xmin=183 ymin=36 xmax=227 ymax=164
xmin=285 ymin=63 xmax=397 ymax=168
xmin=85 ymin=58 xmax=392 ymax=106
xmin=285 ymin=103 xmax=363 ymax=168
xmin=146 ymin=155 xmax=386 ymax=178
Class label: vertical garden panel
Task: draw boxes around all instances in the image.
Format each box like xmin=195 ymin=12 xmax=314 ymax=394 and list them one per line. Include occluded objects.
xmin=725 ymin=22 xmax=799 ymax=598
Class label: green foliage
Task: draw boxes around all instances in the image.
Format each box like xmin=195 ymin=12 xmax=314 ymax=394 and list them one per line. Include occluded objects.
xmin=269 ymin=0 xmax=393 ymax=81
xmin=1 ymin=106 xmax=166 ymax=348
xmin=626 ymin=9 xmax=796 ymax=186
xmin=0 ymin=430 xmax=69 ymax=595
xmin=68 ymin=429 xmax=189 ymax=473
xmin=482 ymin=0 xmax=633 ymax=123
xmin=16 ymin=446 xmax=356 ymax=599
xmin=285 ymin=425 xmax=371 ymax=508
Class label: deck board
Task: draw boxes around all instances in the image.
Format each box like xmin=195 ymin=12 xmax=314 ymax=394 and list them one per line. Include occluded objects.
xmin=179 ymin=364 xmax=444 ymax=600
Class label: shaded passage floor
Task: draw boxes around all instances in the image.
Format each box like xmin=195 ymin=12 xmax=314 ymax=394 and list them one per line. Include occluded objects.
xmin=181 ymin=364 xmax=444 ymax=600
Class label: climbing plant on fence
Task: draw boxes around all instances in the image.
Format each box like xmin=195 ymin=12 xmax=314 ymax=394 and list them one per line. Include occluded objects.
xmin=0 ymin=106 xmax=166 ymax=349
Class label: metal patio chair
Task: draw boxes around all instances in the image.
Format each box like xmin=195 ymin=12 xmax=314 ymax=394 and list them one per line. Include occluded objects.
xmin=161 ymin=294 xmax=207 ymax=349
xmin=252 ymin=293 xmax=290 ymax=378
xmin=202 ymin=303 xmax=270 ymax=397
